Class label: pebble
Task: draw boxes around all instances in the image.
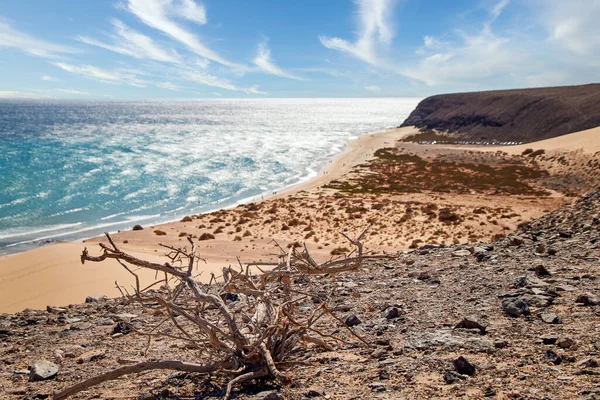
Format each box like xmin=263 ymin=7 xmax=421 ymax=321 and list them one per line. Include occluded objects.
xmin=557 ymin=336 xmax=576 ymax=349
xmin=540 ymin=312 xmax=561 ymax=324
xmin=344 ymin=314 xmax=361 ymax=327
xmin=575 ymin=293 xmax=600 ymax=306
xmin=454 ymin=316 xmax=487 ymax=334
xmin=29 ymin=359 xmax=59 ymax=381
xmin=382 ymin=307 xmax=400 ymax=320
xmin=453 ymin=356 xmax=476 ymax=376
xmin=501 ymin=297 xmax=530 ymax=317
xmin=452 ymin=250 xmax=471 ymax=257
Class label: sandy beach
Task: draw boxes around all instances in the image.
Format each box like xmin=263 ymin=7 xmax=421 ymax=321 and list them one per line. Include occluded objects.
xmin=0 ymin=127 xmax=417 ymax=312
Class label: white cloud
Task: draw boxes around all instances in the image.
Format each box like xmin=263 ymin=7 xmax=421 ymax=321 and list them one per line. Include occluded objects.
xmin=541 ymin=0 xmax=600 ymax=57
xmin=174 ymin=0 xmax=207 ymax=25
xmin=320 ymin=0 xmax=397 ymax=66
xmin=0 ymin=20 xmax=76 ymax=58
xmin=364 ymin=84 xmax=381 ymax=92
xmin=55 ymin=88 xmax=89 ymax=95
xmin=77 ymin=19 xmax=180 ymax=63
xmin=126 ymin=0 xmax=242 ymax=69
xmin=182 ymin=70 xmax=266 ymax=94
xmin=253 ymin=42 xmax=304 ymax=80
xmin=0 ymin=90 xmax=54 ymax=99
xmin=402 ymin=0 xmax=519 ymax=86
xmin=53 ymin=62 xmax=147 ymax=87
xmin=403 ymin=26 xmax=516 ymax=86
xmin=157 ymin=81 xmax=180 ymax=91
xmin=41 ymin=75 xmax=57 ymax=81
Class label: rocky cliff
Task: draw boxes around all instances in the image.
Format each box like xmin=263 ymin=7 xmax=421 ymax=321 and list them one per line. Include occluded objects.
xmin=401 ymin=84 xmax=600 ymax=142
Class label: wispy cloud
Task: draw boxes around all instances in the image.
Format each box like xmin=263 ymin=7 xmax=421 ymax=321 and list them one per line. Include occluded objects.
xmin=320 ymin=0 xmax=397 ymax=67
xmin=364 ymin=84 xmax=381 ymax=92
xmin=402 ymin=0 xmax=518 ymax=86
xmin=253 ymin=42 xmax=304 ymax=80
xmin=490 ymin=0 xmax=510 ymax=22
xmin=55 ymin=88 xmax=89 ymax=95
xmin=0 ymin=90 xmax=54 ymax=99
xmin=541 ymin=0 xmax=600 ymax=57
xmin=297 ymin=67 xmax=351 ymax=78
xmin=182 ymin=70 xmax=266 ymax=94
xmin=156 ymin=81 xmax=181 ymax=91
xmin=41 ymin=75 xmax=57 ymax=81
xmin=126 ymin=0 xmax=242 ymax=69
xmin=53 ymin=62 xmax=147 ymax=87
xmin=0 ymin=20 xmax=76 ymax=59
xmin=77 ymin=19 xmax=180 ymax=63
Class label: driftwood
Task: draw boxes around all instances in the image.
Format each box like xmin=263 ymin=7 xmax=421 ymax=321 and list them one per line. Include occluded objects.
xmin=54 ymin=226 xmax=381 ymax=399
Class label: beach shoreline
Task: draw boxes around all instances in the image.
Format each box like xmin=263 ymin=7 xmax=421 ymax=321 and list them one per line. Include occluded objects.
xmin=0 ymin=126 xmax=417 ymax=313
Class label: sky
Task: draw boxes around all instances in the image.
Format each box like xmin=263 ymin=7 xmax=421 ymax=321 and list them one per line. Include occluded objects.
xmin=0 ymin=0 xmax=599 ymax=99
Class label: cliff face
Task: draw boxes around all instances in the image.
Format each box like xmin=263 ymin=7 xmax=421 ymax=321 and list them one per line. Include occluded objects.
xmin=401 ymin=84 xmax=600 ymax=142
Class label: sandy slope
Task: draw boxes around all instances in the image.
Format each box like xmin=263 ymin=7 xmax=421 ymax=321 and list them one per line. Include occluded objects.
xmin=452 ymin=125 xmax=600 ymax=155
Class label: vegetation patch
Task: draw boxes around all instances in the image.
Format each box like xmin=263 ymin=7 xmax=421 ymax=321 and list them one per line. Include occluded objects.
xmin=323 ymin=147 xmax=549 ymax=196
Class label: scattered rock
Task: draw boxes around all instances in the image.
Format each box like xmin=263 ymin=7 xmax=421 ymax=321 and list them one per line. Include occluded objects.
xmin=575 ymin=293 xmax=600 ymax=306
xmin=382 ymin=307 xmax=400 ymax=320
xmin=557 ymin=336 xmax=576 ymax=349
xmin=453 ymin=356 xmax=476 ymax=376
xmin=454 ymin=316 xmax=487 ymax=335
xmin=85 ymin=295 xmax=108 ymax=303
xmin=580 ymin=359 xmax=600 ymax=369
xmin=540 ymin=312 xmax=561 ymax=324
xmin=112 ymin=321 xmax=131 ymax=335
xmin=443 ymin=370 xmax=466 ymax=384
xmin=452 ymin=249 xmax=471 ymax=257
xmin=541 ymin=334 xmax=558 ymax=345
xmin=509 ymin=236 xmax=525 ymax=246
xmin=494 ymin=339 xmax=509 ymax=349
xmin=535 ymin=264 xmax=552 ymax=277
xmin=501 ymin=297 xmax=530 ymax=317
xmin=544 ymin=349 xmax=562 ymax=365
xmin=29 ymin=360 xmax=59 ymax=381
xmin=344 ymin=314 xmax=361 ymax=327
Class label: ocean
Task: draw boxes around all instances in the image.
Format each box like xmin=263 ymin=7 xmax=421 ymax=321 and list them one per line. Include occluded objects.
xmin=0 ymin=98 xmax=419 ymax=255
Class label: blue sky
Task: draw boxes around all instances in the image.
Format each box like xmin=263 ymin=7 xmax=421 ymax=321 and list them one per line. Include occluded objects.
xmin=0 ymin=0 xmax=598 ymax=99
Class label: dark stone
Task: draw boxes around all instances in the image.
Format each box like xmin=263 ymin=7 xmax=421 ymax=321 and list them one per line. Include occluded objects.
xmin=304 ymin=390 xmax=322 ymax=397
xmin=225 ymin=293 xmax=239 ymax=302
xmin=454 ymin=316 xmax=487 ymax=334
xmin=112 ymin=321 xmax=131 ymax=335
xmin=576 ymin=293 xmax=600 ymax=306
xmin=544 ymin=349 xmax=562 ymax=365
xmin=382 ymin=307 xmax=399 ymax=320
xmin=547 ymin=248 xmax=557 ymax=256
xmin=494 ymin=339 xmax=509 ymax=349
xmin=453 ymin=356 xmax=476 ymax=376
xmin=443 ymin=370 xmax=466 ymax=384
xmin=535 ymin=265 xmax=551 ymax=277
xmin=344 ymin=314 xmax=362 ymax=327
xmin=501 ymin=297 xmax=530 ymax=317
xmin=542 ymin=334 xmax=558 ymax=345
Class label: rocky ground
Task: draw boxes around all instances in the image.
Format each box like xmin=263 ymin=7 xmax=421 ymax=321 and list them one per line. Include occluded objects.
xmin=1 ymin=187 xmax=599 ymax=399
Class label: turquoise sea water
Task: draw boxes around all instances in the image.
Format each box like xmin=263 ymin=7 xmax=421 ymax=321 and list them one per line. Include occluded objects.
xmin=0 ymin=98 xmax=419 ymax=255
